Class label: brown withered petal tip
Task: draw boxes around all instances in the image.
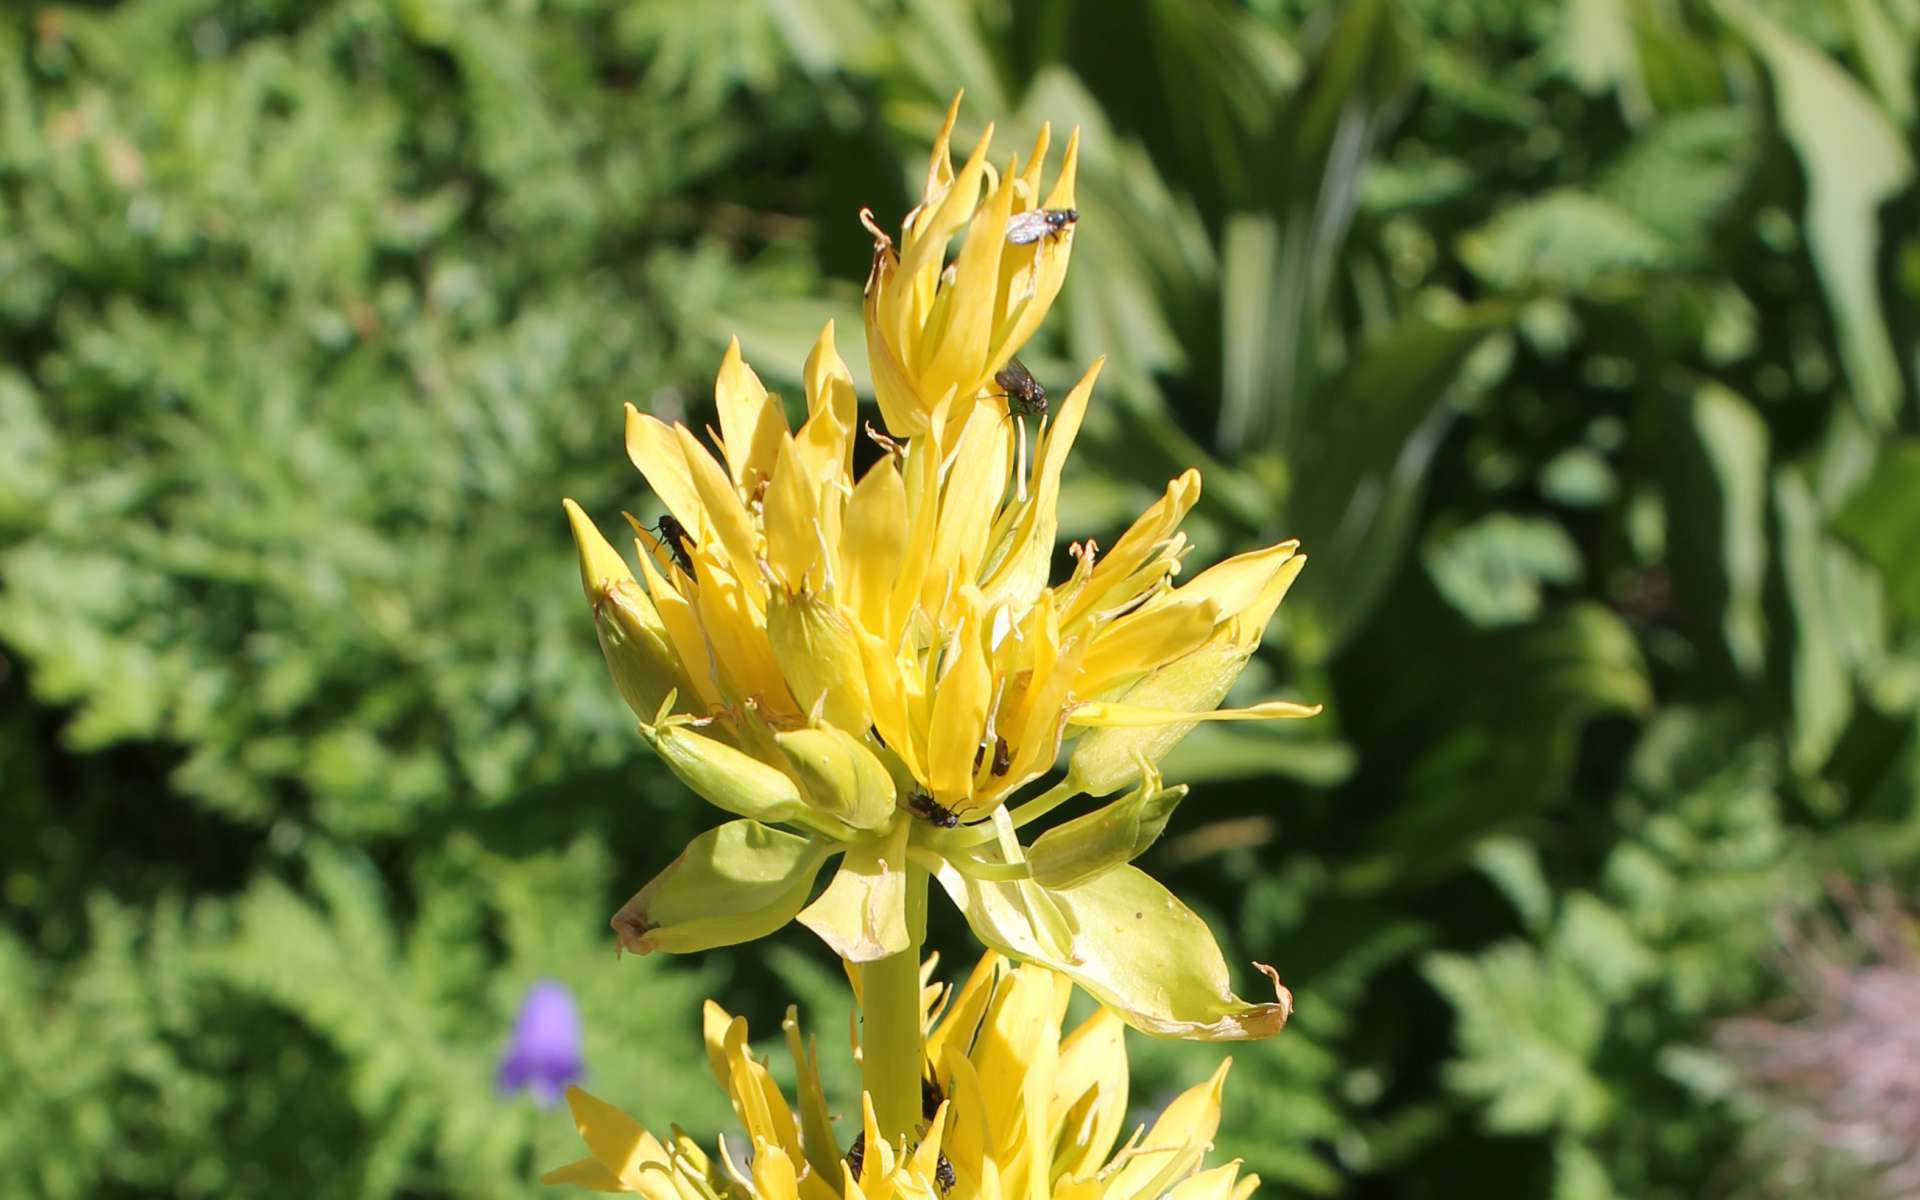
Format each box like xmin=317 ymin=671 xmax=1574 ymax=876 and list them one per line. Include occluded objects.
xmin=1254 ymin=962 xmax=1294 ymax=1021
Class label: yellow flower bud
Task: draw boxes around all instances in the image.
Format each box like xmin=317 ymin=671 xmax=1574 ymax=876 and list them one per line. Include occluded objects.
xmin=1029 ymin=762 xmax=1186 ymax=889
xmin=773 ymin=726 xmax=896 ymax=832
xmin=765 ymin=589 xmax=872 ymax=735
xmin=649 ymin=719 xmax=852 ymax=840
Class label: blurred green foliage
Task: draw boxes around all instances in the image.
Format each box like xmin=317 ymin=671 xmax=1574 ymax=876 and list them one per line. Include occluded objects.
xmin=4 ymin=0 xmax=1919 ymax=1195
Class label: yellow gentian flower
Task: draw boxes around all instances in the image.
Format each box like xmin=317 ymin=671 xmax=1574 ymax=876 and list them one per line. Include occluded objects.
xmin=543 ymin=953 xmax=1261 ymax=1200
xmin=563 ymin=94 xmax=1313 ymax=1137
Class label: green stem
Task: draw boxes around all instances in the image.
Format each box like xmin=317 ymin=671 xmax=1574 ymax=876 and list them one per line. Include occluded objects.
xmin=860 ymin=862 xmax=929 ymax=1143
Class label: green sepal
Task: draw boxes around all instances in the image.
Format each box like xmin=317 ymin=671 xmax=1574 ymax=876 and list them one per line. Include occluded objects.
xmin=612 ymin=819 xmax=832 ymax=955
xmin=1066 ymin=641 xmax=1250 ymax=796
xmin=934 ymin=861 xmax=1292 ymax=1040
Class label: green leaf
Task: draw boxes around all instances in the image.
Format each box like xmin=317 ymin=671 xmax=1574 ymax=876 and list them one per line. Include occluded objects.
xmin=1833 ymin=440 xmax=1920 ymax=629
xmin=1425 ymin=943 xmax=1610 ymax=1135
xmin=1284 ymin=307 xmax=1508 ymax=658
xmin=1459 ymin=189 xmax=1671 ymax=293
xmin=1667 ymin=384 xmax=1771 ymax=676
xmin=1716 ymin=0 xmax=1915 ymax=425
xmin=1773 ymin=470 xmax=1854 ymax=774
xmin=1423 ymin=513 xmax=1584 ymax=628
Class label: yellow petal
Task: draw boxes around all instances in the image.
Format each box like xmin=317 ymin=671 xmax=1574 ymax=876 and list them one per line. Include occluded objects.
xmin=713 ymin=337 xmax=788 ymax=490
xmin=927 ymin=608 xmax=993 ymax=805
xmin=751 ymin=1141 xmax=803 ymax=1200
xmin=1061 ymin=470 xmax=1202 ymax=627
xmin=565 ymin=499 xmax=635 ymax=597
xmin=782 ymin=1006 xmax=843 ymax=1188
xmin=560 ymin=1087 xmax=672 ymax=1186
xmin=766 ymin=590 xmax=873 ymax=735
xmin=1165 ymin=1162 xmax=1256 ymax=1200
xmin=1104 ymin=1061 xmax=1229 ymax=1200
xmin=674 ymin=425 xmax=761 ymax=593
xmin=763 ymin=436 xmax=823 ymax=592
xmin=540 ymin=1154 xmax=631 ymax=1192
xmin=1049 ymin=1009 xmax=1129 ymax=1180
xmin=623 ymin=406 xmax=702 ymax=528
xmin=842 ymin=459 xmax=909 ymax=636
xmin=1066 ymin=699 xmax=1323 ymax=727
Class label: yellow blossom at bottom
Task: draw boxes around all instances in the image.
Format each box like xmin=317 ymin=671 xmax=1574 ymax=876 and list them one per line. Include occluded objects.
xmin=544 ymin=952 xmax=1258 ymax=1200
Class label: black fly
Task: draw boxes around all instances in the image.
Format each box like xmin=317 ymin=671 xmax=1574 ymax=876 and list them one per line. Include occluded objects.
xmin=907 ymin=790 xmax=960 ymax=828
xmin=1004 ymin=207 xmax=1078 ymax=245
xmin=842 ymin=1068 xmax=954 ymax=1195
xmin=993 ymin=360 xmax=1047 ymax=418
xmin=653 ymin=514 xmax=695 ymax=576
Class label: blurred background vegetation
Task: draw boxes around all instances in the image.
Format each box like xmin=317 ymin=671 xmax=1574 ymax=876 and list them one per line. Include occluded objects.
xmin=4 ymin=0 xmax=1919 ymax=1195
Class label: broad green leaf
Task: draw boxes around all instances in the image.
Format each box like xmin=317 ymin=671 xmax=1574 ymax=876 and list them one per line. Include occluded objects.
xmin=1716 ymin=0 xmax=1914 ymax=425
xmin=612 ymin=821 xmax=831 ymax=956
xmin=1459 ymin=189 xmax=1670 ymax=293
xmin=1284 ymin=308 xmax=1508 ymax=658
xmin=1833 ymin=440 xmax=1920 ymax=627
xmin=1669 ymin=384 xmax=1770 ymax=676
xmin=1773 ymin=470 xmax=1852 ymax=774
xmin=935 ymin=863 xmax=1291 ymax=1041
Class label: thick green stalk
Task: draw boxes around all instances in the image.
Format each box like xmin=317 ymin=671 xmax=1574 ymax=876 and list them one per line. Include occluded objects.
xmin=860 ymin=863 xmax=929 ymax=1142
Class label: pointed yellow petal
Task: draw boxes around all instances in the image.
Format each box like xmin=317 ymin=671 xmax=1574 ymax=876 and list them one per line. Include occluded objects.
xmin=624 ymin=406 xmax=702 ymax=526
xmin=782 ymin=1007 xmax=843 ymax=1188
xmin=565 ymin=499 xmax=635 ymax=598
xmin=713 ymin=337 xmax=788 ymax=490
xmin=842 ymin=459 xmax=909 ymax=635
xmin=562 ymin=1087 xmax=672 ymax=1185
xmin=1067 ymin=699 xmax=1322 ymax=727
xmin=539 ymin=1154 xmax=631 ymax=1192
xmin=927 ymin=609 xmax=993 ymax=805
xmin=1050 ymin=1009 xmax=1129 ymax=1179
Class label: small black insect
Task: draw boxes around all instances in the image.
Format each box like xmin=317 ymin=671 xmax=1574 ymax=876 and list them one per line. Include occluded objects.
xmin=1005 ymin=207 xmax=1078 ymax=245
xmin=990 ymin=736 xmax=1012 ymax=777
xmin=907 ymin=790 xmax=960 ymax=828
xmin=845 ymin=1132 xmax=953 ymax=1195
xmin=844 ymin=1132 xmax=864 ymax=1182
xmin=993 ymin=359 xmax=1047 ymax=418
xmin=653 ymin=514 xmax=694 ymax=576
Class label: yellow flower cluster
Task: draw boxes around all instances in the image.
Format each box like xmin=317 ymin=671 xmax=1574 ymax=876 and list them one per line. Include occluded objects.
xmin=564 ymin=98 xmax=1313 ymax=1018
xmin=545 ymin=953 xmax=1258 ymax=1200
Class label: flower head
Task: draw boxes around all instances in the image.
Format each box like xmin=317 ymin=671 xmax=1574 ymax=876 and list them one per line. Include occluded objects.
xmin=544 ymin=952 xmax=1259 ymax=1200
xmin=564 ymin=95 xmax=1311 ymax=1042
xmin=1715 ymin=887 xmax=1920 ymax=1196
xmin=499 ymin=980 xmax=586 ymax=1106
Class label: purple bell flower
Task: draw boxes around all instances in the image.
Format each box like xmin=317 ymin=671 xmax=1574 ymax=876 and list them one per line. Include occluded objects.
xmin=497 ymin=979 xmax=584 ymax=1105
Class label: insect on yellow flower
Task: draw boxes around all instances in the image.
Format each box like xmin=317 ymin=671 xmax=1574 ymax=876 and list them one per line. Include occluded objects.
xmin=543 ymin=952 xmax=1262 ymax=1200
